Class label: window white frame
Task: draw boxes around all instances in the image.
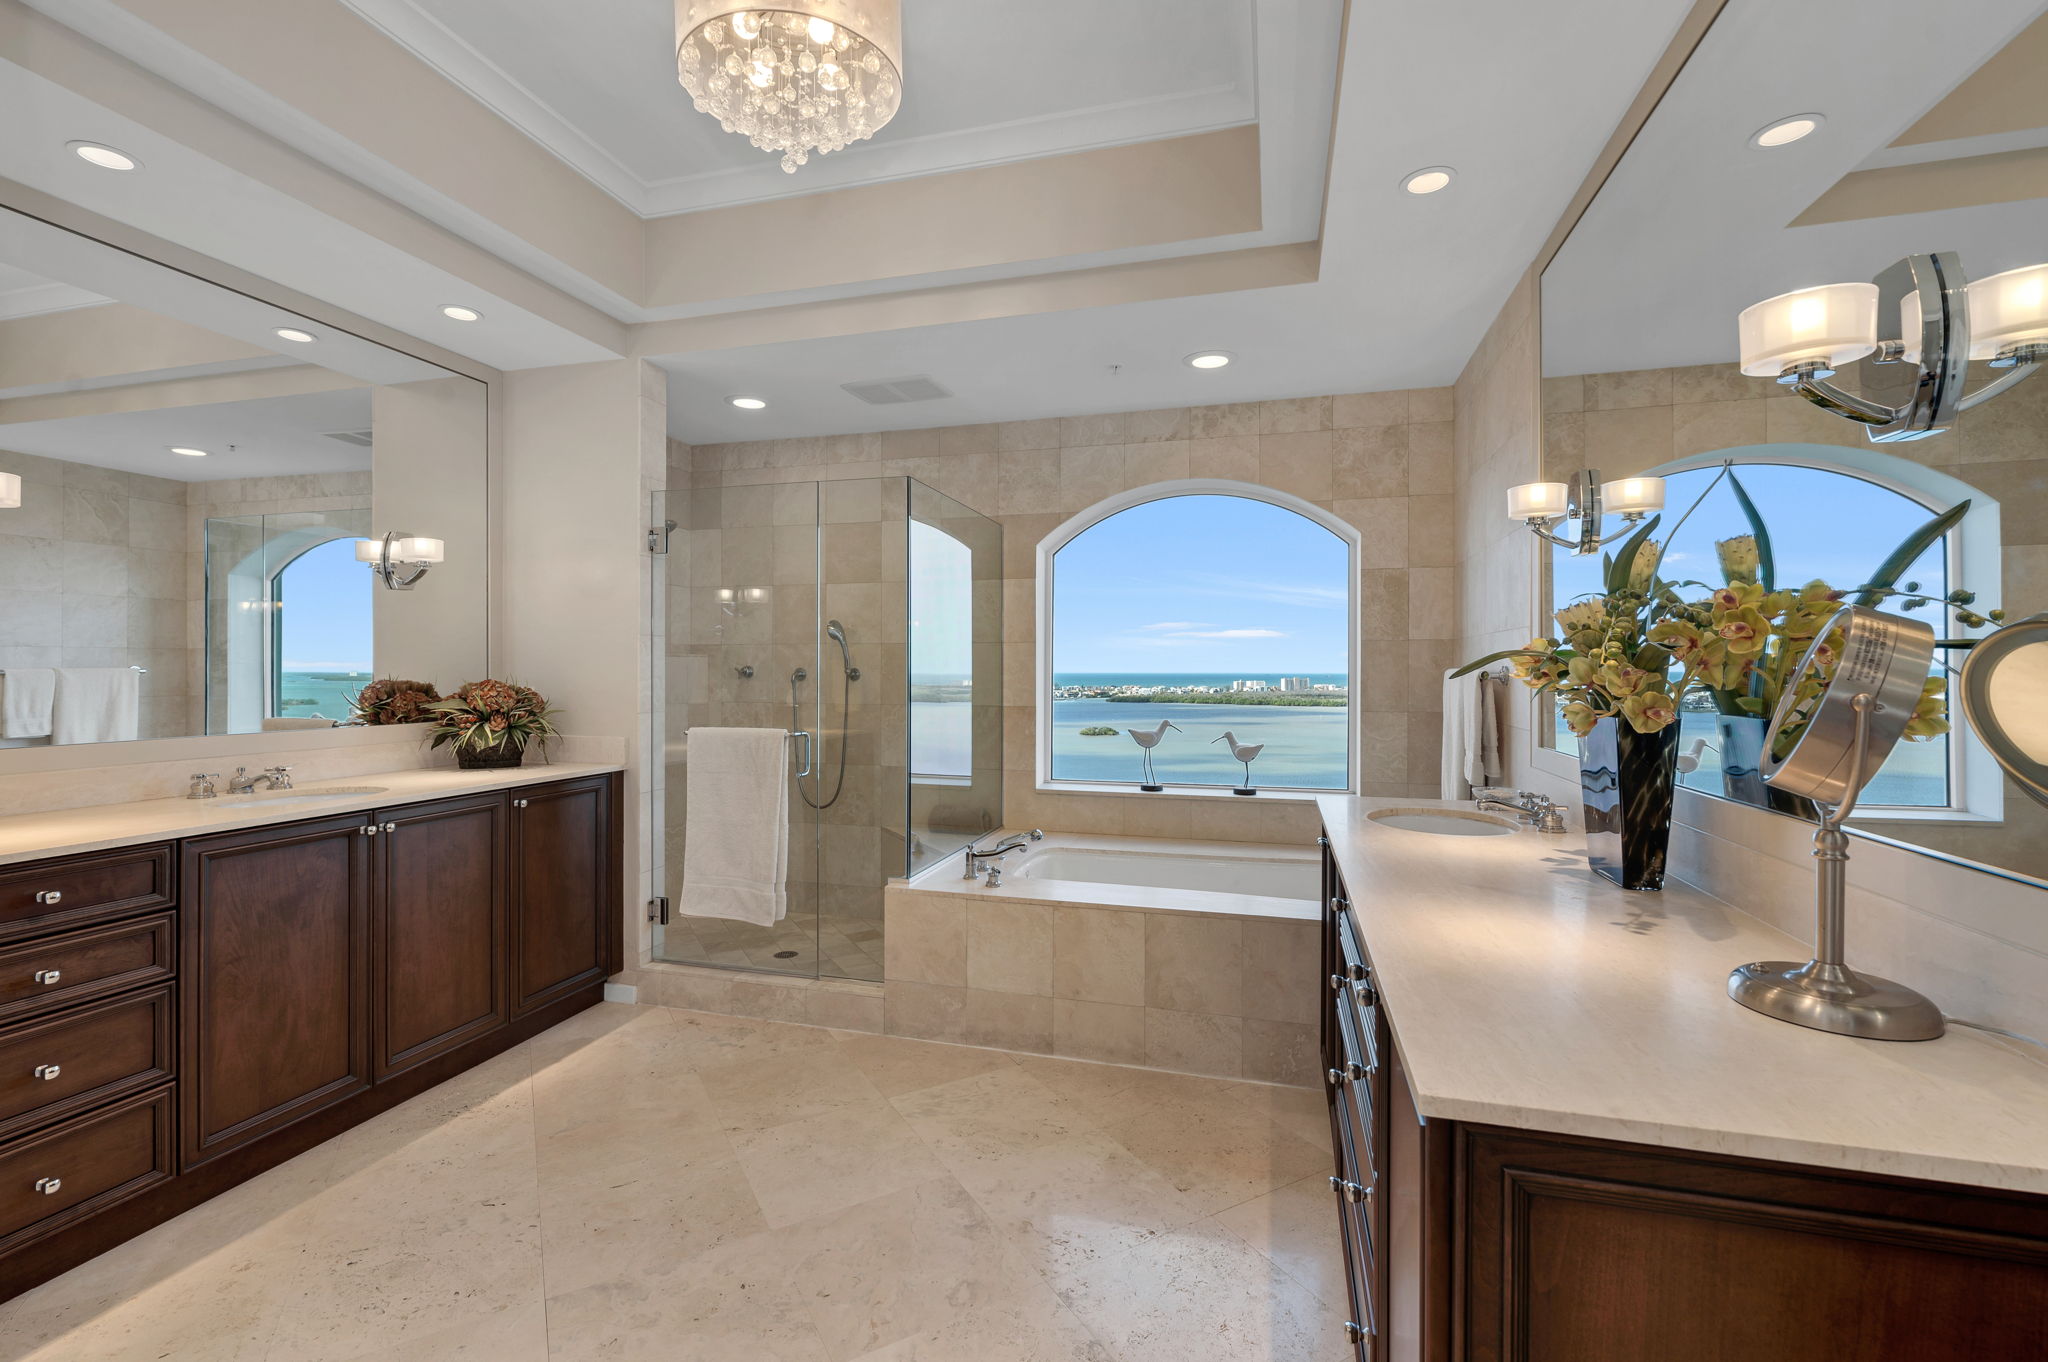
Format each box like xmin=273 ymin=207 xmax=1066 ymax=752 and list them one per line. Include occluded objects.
xmin=1529 ymin=442 xmax=2003 ymax=819
xmin=1035 ymin=479 xmax=1362 ymax=798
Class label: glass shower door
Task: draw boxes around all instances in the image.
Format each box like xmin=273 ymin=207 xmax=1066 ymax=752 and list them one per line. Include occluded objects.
xmin=653 ymin=483 xmax=825 ymax=977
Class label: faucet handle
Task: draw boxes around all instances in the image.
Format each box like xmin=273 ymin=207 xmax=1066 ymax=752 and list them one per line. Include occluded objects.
xmin=265 ymin=765 xmax=294 ymax=788
xmin=1027 ymin=829 xmax=1044 ymax=841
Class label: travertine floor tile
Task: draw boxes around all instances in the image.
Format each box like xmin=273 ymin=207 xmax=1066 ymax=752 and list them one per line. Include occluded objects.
xmin=0 ymin=1001 xmax=1343 ymax=1362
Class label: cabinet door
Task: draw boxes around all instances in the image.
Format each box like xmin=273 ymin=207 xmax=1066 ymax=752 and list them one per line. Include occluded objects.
xmin=374 ymin=793 xmax=508 ymax=1080
xmin=182 ymin=814 xmax=371 ymax=1169
xmin=508 ymin=777 xmax=613 ymax=1017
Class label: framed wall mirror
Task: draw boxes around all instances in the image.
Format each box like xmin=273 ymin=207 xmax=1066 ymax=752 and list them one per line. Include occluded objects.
xmin=0 ymin=205 xmax=487 ymax=748
xmin=1537 ymin=0 xmax=2048 ymax=888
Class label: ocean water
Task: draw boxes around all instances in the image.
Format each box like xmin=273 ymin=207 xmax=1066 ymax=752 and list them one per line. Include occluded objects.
xmin=277 ymin=671 xmax=371 ymax=723
xmin=1053 ymin=672 xmax=1348 ymax=691
xmin=1047 ymin=673 xmax=1352 ymax=789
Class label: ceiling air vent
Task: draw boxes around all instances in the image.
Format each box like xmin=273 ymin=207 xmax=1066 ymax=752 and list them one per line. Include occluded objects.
xmin=323 ymin=428 xmax=375 ymax=447
xmin=841 ymin=375 xmax=952 ymax=405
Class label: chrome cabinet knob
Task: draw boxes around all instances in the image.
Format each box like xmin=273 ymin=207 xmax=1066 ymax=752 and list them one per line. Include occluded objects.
xmin=1329 ymin=1174 xmax=1369 ymax=1204
xmin=359 ymin=825 xmax=379 ymax=836
xmin=33 ymin=969 xmax=60 ymax=986
xmin=1344 ymin=1060 xmax=1367 ymax=1081
xmin=1343 ymin=1320 xmax=1368 ymax=1342
xmin=1329 ymin=973 xmax=1346 ymax=993
xmin=513 ymin=798 xmax=528 ymax=809
xmin=34 ymin=1064 xmax=60 ymax=1081
xmin=381 ymin=822 xmax=396 ymax=833
xmin=33 ymin=889 xmax=61 ymax=905
xmin=1353 ymin=978 xmax=1379 ymax=1007
xmin=35 ymin=1177 xmax=61 ymax=1196
xmin=1326 ymin=1067 xmax=1346 ymax=1087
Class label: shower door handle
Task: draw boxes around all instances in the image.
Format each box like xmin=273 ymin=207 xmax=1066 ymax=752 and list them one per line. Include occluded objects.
xmin=791 ymin=730 xmax=813 ymax=778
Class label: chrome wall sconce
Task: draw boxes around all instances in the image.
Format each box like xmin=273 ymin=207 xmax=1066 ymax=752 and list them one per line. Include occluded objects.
xmin=1505 ymin=469 xmax=1665 ymax=556
xmin=0 ymin=472 xmax=19 ymax=509
xmin=1738 ymin=253 xmax=2048 ymax=442
xmin=355 ymin=531 xmax=444 ymax=590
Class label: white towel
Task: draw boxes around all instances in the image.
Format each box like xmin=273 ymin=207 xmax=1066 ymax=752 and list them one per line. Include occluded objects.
xmin=1439 ymin=669 xmax=1503 ymax=800
xmin=1 ymin=669 xmax=55 ymax=739
xmin=52 ymin=668 xmax=140 ymax=745
xmin=682 ymin=726 xmax=790 ymax=927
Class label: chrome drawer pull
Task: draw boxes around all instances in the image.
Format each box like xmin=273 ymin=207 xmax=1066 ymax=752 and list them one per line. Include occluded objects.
xmin=35 ymin=1177 xmax=61 ymax=1196
xmin=33 ymin=890 xmax=62 ymax=905
xmin=33 ymin=969 xmax=61 ymax=986
xmin=1329 ymin=1174 xmax=1370 ymax=1205
xmin=33 ymin=1064 xmax=60 ymax=1081
xmin=1344 ymin=1060 xmax=1367 ymax=1081
xmin=1344 ymin=1320 xmax=1374 ymax=1342
xmin=1326 ymin=1067 xmax=1346 ymax=1087
xmin=1329 ymin=973 xmax=1347 ymax=993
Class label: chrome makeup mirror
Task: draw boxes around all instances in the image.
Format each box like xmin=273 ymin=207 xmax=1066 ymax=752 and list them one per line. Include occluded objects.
xmin=1729 ymin=606 xmax=1945 ymax=1041
xmin=1960 ymin=615 xmax=2048 ymax=811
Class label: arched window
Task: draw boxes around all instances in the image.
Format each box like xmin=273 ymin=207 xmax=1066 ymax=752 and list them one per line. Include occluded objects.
xmin=1547 ymin=447 xmax=1995 ymax=811
xmin=1039 ymin=482 xmax=1357 ymax=793
xmin=271 ymin=537 xmax=374 ymax=721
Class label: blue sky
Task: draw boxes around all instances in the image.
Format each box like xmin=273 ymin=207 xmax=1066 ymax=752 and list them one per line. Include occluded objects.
xmin=1551 ymin=464 xmax=1947 ymax=611
xmin=1053 ymin=495 xmax=1350 ymax=673
xmin=279 ymin=537 xmax=374 ymax=671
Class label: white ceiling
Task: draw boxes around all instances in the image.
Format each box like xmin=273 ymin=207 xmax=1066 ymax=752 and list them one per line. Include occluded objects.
xmin=1543 ymin=0 xmax=2048 ymax=376
xmin=340 ymin=0 xmax=1257 ymax=214
xmin=0 ymin=386 xmax=374 ymax=481
xmin=0 ymin=260 xmax=107 ymax=319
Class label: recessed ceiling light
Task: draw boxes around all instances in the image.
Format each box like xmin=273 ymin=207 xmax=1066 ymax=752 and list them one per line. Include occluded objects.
xmin=1401 ymin=166 xmax=1455 ymax=195
xmin=1751 ymin=114 xmax=1824 ymax=148
xmin=168 ymin=446 xmax=208 ymax=458
xmin=1184 ymin=351 xmax=1234 ymax=369
xmin=68 ymin=141 xmax=140 ymax=171
xmin=441 ymin=305 xmax=483 ymax=322
xmin=729 ymin=396 xmax=767 ymax=410
xmin=273 ymin=327 xmax=316 ymax=343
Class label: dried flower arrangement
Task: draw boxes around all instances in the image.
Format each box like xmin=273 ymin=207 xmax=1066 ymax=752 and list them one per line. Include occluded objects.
xmin=347 ymin=678 xmax=442 ymax=726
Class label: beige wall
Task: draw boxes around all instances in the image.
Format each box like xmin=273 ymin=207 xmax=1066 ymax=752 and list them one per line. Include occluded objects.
xmin=683 ymin=387 xmax=1458 ymax=849
xmin=1451 ymin=287 xmax=2048 ymax=1041
xmin=371 ymin=376 xmax=489 ymax=688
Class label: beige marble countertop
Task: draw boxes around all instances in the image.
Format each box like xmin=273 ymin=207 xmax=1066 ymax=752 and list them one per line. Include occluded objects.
xmin=0 ymin=761 xmax=624 ymax=867
xmin=1318 ymin=795 xmax=2048 ymax=1195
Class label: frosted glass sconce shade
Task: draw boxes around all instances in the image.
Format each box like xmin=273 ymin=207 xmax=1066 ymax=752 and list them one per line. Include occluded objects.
xmin=391 ymin=536 xmax=444 ymax=563
xmin=1966 ymin=263 xmax=2048 ymax=361
xmin=354 ymin=539 xmax=380 ymax=562
xmin=358 ymin=531 xmax=444 ymax=589
xmin=1601 ymin=477 xmax=1664 ymax=515
xmin=1507 ymin=481 xmax=1570 ymax=521
xmin=0 ymin=472 xmax=19 ymax=509
xmin=1738 ymin=282 xmax=1878 ymax=376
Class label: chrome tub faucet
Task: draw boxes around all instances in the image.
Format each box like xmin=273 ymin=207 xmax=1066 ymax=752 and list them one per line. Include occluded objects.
xmin=963 ymin=828 xmax=1043 ymax=883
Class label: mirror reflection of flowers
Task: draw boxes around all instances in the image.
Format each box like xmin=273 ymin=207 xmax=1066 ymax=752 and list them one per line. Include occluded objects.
xmin=426 ymin=679 xmax=560 ymax=758
xmin=347 ymin=678 xmax=442 ymax=725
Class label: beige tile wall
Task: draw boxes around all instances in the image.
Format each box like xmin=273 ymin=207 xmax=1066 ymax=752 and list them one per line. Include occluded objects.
xmin=684 ymin=388 xmax=1460 ymax=848
xmin=879 ymin=882 xmax=1321 ymax=1084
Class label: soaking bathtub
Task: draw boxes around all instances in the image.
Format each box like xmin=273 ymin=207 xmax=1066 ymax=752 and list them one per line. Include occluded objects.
xmin=906 ymin=831 xmax=1321 ymax=921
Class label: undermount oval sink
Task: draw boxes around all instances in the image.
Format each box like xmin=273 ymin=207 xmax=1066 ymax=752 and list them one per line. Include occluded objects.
xmin=1366 ymin=808 xmax=1517 ymax=837
xmin=218 ymin=785 xmax=389 ymax=807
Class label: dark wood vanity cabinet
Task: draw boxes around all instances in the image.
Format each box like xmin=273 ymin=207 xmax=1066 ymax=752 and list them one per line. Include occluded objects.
xmin=1319 ymin=840 xmax=2048 ymax=1362
xmin=0 ymin=771 xmax=624 ymax=1303
xmin=182 ymin=814 xmax=374 ymax=1168
xmin=508 ymin=775 xmax=617 ymax=1017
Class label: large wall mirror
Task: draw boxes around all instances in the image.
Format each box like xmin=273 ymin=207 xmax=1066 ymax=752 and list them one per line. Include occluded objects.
xmin=1539 ymin=1 xmax=2048 ymax=887
xmin=0 ymin=206 xmax=487 ymax=748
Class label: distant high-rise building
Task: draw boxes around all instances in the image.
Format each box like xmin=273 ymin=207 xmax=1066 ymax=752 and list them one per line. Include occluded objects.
xmin=1279 ymin=676 xmax=1311 ymax=692
xmin=1230 ymin=679 xmax=1271 ymax=692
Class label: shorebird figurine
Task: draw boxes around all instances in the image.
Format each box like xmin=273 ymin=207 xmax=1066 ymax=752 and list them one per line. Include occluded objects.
xmin=1211 ymin=731 xmax=1265 ymax=795
xmin=1127 ymin=719 xmax=1181 ymax=791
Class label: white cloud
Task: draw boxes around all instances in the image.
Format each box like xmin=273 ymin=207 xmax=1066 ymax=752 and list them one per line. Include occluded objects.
xmin=1167 ymin=628 xmax=1288 ymax=639
xmin=1136 ymin=620 xmax=1212 ymax=631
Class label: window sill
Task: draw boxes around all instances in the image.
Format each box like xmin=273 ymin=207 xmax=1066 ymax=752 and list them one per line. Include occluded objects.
xmin=1035 ymin=781 xmax=1335 ymax=804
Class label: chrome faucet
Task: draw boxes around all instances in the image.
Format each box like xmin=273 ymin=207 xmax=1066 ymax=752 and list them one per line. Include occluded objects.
xmin=963 ymin=828 xmax=1043 ymax=883
xmin=1475 ymin=789 xmax=1568 ymax=833
xmin=186 ymin=772 xmax=221 ymax=800
xmin=227 ymin=765 xmax=295 ymax=794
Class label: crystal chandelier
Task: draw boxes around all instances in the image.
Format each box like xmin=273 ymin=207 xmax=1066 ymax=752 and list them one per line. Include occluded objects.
xmin=675 ymin=3 xmax=904 ymax=174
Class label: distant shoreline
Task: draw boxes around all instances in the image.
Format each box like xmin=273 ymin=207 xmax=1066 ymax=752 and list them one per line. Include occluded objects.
xmin=1099 ymin=693 xmax=1345 ymax=708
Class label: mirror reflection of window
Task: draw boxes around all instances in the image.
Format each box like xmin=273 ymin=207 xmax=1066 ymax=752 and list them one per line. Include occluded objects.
xmin=271 ymin=537 xmax=374 ymax=722
xmin=909 ymin=519 xmax=973 ymax=780
xmin=1550 ymin=460 xmax=1952 ymax=808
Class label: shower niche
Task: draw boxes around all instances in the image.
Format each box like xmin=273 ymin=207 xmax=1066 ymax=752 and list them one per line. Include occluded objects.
xmin=652 ymin=476 xmax=1002 ymax=981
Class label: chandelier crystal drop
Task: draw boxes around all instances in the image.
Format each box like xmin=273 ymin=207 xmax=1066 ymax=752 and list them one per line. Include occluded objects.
xmin=675 ymin=3 xmax=904 ymax=173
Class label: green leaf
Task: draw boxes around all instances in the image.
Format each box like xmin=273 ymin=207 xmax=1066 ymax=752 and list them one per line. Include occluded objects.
xmin=1603 ymin=515 xmax=1663 ymax=596
xmin=1854 ymin=500 xmax=1971 ymax=607
xmin=1726 ymin=470 xmax=1776 ymax=592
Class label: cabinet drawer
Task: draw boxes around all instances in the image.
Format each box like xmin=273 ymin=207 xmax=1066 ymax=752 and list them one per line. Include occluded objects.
xmin=0 ymin=847 xmax=174 ymax=943
xmin=0 ymin=1085 xmax=173 ymax=1253
xmin=0 ymin=915 xmax=175 ymax=1025
xmin=0 ymin=986 xmax=175 ymax=1141
xmin=1331 ymin=1096 xmax=1379 ymax=1358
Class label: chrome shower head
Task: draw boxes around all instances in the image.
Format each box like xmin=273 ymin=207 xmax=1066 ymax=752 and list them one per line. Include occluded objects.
xmin=826 ymin=619 xmax=847 ymax=644
xmin=825 ymin=619 xmax=860 ymax=680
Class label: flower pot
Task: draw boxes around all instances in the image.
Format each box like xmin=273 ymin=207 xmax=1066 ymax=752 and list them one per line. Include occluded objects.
xmin=457 ymin=742 xmax=525 ymax=770
xmin=1578 ymin=716 xmax=1680 ymax=891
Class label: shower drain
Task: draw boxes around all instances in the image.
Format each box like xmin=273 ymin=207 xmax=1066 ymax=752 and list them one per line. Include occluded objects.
xmin=773 ymin=950 xmax=799 ymax=959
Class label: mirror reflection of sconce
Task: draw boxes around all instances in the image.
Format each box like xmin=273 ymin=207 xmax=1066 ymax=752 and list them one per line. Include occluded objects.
xmin=1959 ymin=613 xmax=2048 ymax=811
xmin=1737 ymin=254 xmax=2047 ymax=442
xmin=1728 ymin=605 xmax=1945 ymax=1041
xmin=355 ymin=531 xmax=445 ymax=591
xmin=716 ymin=585 xmax=768 ymax=617
xmin=0 ymin=472 xmax=19 ymax=509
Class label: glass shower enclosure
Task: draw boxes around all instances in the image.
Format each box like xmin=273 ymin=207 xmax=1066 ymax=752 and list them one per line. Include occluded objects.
xmin=652 ymin=476 xmax=1002 ymax=981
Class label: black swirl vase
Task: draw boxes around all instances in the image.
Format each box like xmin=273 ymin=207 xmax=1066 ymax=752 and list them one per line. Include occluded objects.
xmin=1578 ymin=717 xmax=1680 ymax=891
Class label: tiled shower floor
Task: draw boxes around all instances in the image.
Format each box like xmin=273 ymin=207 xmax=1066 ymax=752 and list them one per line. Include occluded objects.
xmin=0 ymin=1003 xmax=1351 ymax=1361
xmin=657 ymin=910 xmax=885 ymax=980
